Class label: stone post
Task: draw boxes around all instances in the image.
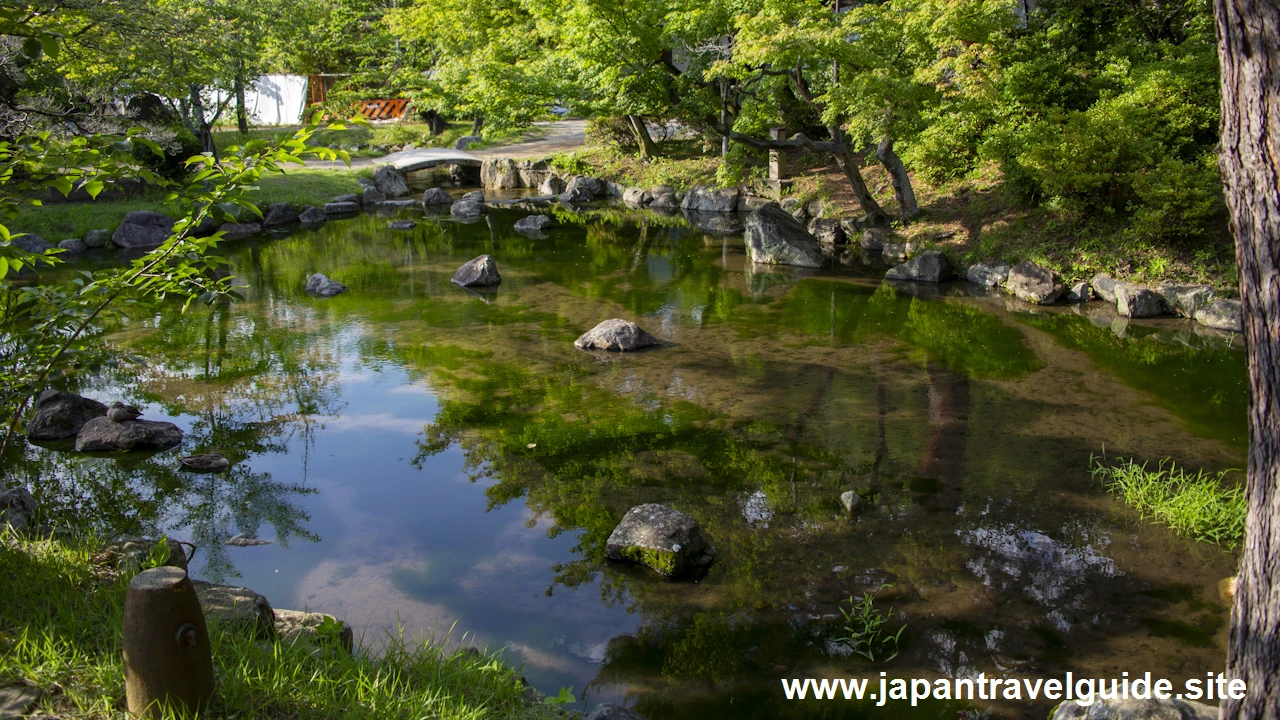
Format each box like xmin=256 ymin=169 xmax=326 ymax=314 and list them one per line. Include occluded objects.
xmin=122 ymin=567 xmax=214 ymax=718
xmin=768 ymin=127 xmax=788 ymax=181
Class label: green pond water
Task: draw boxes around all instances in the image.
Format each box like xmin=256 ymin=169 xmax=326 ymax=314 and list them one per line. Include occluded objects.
xmin=11 ymin=199 xmax=1248 ymax=718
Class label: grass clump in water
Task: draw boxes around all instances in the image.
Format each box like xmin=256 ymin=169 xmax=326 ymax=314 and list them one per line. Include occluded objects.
xmin=1089 ymin=451 xmax=1246 ymax=548
xmin=0 ymin=533 xmax=559 ymax=719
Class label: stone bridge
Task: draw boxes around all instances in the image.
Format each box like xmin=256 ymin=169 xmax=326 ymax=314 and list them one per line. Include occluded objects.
xmin=380 ymin=148 xmax=483 ymax=172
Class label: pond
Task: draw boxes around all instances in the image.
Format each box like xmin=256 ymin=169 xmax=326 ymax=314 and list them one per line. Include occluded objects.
xmin=12 ymin=199 xmax=1247 ymax=718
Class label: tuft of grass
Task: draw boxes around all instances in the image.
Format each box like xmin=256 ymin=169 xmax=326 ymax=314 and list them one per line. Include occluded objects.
xmin=838 ymin=584 xmax=907 ymax=662
xmin=0 ymin=533 xmax=558 ymax=719
xmin=1089 ymin=451 xmax=1246 ymax=548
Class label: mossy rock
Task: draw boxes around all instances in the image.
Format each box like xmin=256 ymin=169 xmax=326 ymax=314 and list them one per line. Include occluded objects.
xmin=604 ymin=504 xmax=715 ymax=577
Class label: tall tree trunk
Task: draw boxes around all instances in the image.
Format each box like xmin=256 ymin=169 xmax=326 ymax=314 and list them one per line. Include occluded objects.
xmin=470 ymin=115 xmax=484 ymax=136
xmin=422 ymin=109 xmax=448 ymax=136
xmin=829 ymin=127 xmax=889 ymax=226
xmin=189 ymin=87 xmax=214 ymax=156
xmin=1215 ymin=1 xmax=1280 ymax=719
xmin=876 ymin=136 xmax=919 ymax=222
xmin=234 ymin=64 xmax=248 ymax=135
xmin=627 ymin=115 xmax=659 ymax=159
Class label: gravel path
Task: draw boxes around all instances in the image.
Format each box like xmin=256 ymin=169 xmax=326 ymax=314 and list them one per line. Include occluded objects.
xmin=304 ymin=119 xmax=587 ymax=170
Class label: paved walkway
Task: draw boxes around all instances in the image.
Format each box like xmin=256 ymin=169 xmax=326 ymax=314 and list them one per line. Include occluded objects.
xmin=304 ymin=119 xmax=587 ymax=170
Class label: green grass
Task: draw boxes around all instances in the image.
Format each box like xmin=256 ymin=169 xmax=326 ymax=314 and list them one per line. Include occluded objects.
xmin=213 ymin=122 xmax=543 ymax=158
xmin=1089 ymin=452 xmax=1246 ymax=548
xmin=0 ymin=533 xmax=558 ymax=719
xmin=11 ymin=168 xmax=371 ymax=242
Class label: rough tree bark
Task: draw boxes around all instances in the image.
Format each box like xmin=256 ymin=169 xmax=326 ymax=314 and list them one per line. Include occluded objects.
xmin=626 ymin=115 xmax=659 ymax=159
xmin=1215 ymin=1 xmax=1280 ymax=719
xmin=470 ymin=115 xmax=484 ymax=136
xmin=234 ymin=64 xmax=248 ymax=136
xmin=876 ymin=136 xmax=920 ymax=222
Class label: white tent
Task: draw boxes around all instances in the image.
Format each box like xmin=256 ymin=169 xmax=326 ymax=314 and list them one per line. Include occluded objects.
xmin=242 ymin=74 xmax=309 ymax=126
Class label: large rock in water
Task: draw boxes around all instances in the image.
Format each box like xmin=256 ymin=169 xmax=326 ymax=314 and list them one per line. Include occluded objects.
xmin=322 ymin=202 xmax=358 ymax=216
xmin=622 ymin=187 xmax=652 ymax=207
xmin=0 ymin=486 xmax=37 ymax=534
xmin=574 ymin=319 xmax=658 ymax=352
xmin=966 ymin=262 xmax=1010 ymax=287
xmin=450 ymin=200 xmax=488 ymax=217
xmin=605 ymin=504 xmax=716 ymax=576
xmin=26 ymin=389 xmax=107 ymax=440
xmin=1195 ymin=299 xmax=1243 ymax=332
xmin=262 ymin=202 xmax=299 ymax=227
xmin=112 ymin=211 xmax=175 ymax=250
xmin=680 ymin=185 xmax=740 ymax=213
xmin=372 ymin=165 xmax=409 ymax=197
xmin=305 ymin=273 xmax=348 ymax=297
xmin=12 ymin=234 xmax=53 ymax=255
xmin=1155 ymin=283 xmax=1215 ymax=318
xmin=513 ymin=215 xmax=551 ymax=232
xmin=83 ymin=229 xmax=111 ymax=248
xmin=422 ymin=187 xmax=452 ymax=206
xmin=744 ymin=204 xmax=824 ymax=268
xmin=1049 ymin=697 xmax=1216 ymax=720
xmin=298 ymin=206 xmax=326 ymax=224
xmin=1116 ymin=284 xmax=1166 ymax=318
xmin=74 ymin=416 xmax=183 ymax=452
xmin=885 ymin=250 xmax=954 ymax=283
xmin=1006 ymin=261 xmax=1065 ymax=304
xmin=451 ymin=254 xmax=502 ymax=287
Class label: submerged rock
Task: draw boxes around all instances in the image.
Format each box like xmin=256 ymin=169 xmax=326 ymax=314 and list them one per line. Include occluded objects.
xmin=840 ymin=490 xmax=860 ymax=513
xmin=1195 ymin=299 xmax=1243 ymax=332
xmin=74 ymin=416 xmax=183 ymax=452
xmin=322 ymin=202 xmax=359 ymax=216
xmin=1006 ymin=261 xmax=1065 ymax=305
xmin=262 ymin=202 xmax=299 ymax=228
xmin=450 ymin=199 xmax=488 ymax=217
xmin=451 ymin=254 xmax=502 ymax=287
xmin=422 ymin=187 xmax=452 ymax=206
xmin=513 ymin=215 xmax=552 ymax=232
xmin=1049 ymin=697 xmax=1216 ymax=720
xmin=26 ymin=389 xmax=107 ymax=440
xmin=966 ymin=262 xmax=1010 ymax=287
xmin=305 ymin=273 xmax=348 ymax=297
xmin=0 ymin=486 xmax=37 ymax=534
xmin=387 ymin=220 xmax=417 ymax=230
xmin=1116 ymin=284 xmax=1166 ymax=318
xmin=605 ymin=504 xmax=716 ymax=577
xmin=574 ymin=319 xmax=658 ymax=352
xmin=179 ymin=452 xmax=230 ymax=473
xmin=744 ymin=204 xmax=824 ymax=268
xmin=885 ymin=250 xmax=954 ymax=283
xmin=225 ymin=533 xmax=272 ymax=547
xmin=112 ymin=211 xmax=175 ymax=250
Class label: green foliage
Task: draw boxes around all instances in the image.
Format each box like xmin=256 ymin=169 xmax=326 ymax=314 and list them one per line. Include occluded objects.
xmin=543 ymin=686 xmax=576 ymax=705
xmin=132 ymin=128 xmax=205 ymax=181
xmin=142 ymin=535 xmax=172 ymax=570
xmin=838 ymin=584 xmax=907 ymax=662
xmin=1090 ymin=452 xmax=1246 ymax=548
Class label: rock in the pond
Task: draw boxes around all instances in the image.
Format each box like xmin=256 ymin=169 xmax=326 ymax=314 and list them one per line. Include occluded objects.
xmin=83 ymin=229 xmax=111 ymax=248
xmin=305 ymin=273 xmax=348 ymax=297
xmin=1066 ymin=281 xmax=1092 ymax=303
xmin=585 ymin=704 xmax=648 ymax=720
xmin=331 ymin=193 xmax=359 ymax=204
xmin=565 ymin=175 xmax=603 ymax=199
xmin=25 ymin=389 xmax=107 ymax=440
xmin=58 ymin=238 xmax=87 ymax=255
xmin=1006 ymin=261 xmax=1065 ymax=305
xmin=840 ymin=490 xmax=860 ymax=513
xmin=860 ymin=227 xmax=887 ymax=251
xmin=885 ymin=250 xmax=954 ymax=283
xmin=966 ymin=262 xmax=1010 ymax=287
xmin=74 ymin=416 xmax=183 ymax=452
xmin=179 ymin=452 xmax=230 ymax=473
xmin=422 ymin=187 xmax=452 ymax=206
xmin=681 ymin=185 xmax=740 ymax=213
xmin=450 ymin=199 xmax=488 ymax=217
xmin=460 ymin=190 xmax=485 ymax=203
xmin=225 ymin=533 xmax=272 ymax=547
xmin=738 ymin=195 xmax=772 ymax=212
xmin=298 ymin=206 xmax=327 ymax=224
xmin=262 ymin=202 xmax=299 ymax=227
xmin=451 ymin=254 xmax=502 ymax=287
xmin=743 ymin=204 xmax=824 ymax=269
xmin=559 ymin=186 xmax=593 ymax=204
xmin=219 ymin=222 xmax=261 ymax=239
xmin=623 ymin=187 xmax=652 ymax=207
xmin=808 ymin=218 xmax=846 ymax=245
xmin=322 ymin=202 xmax=359 ymax=216
xmin=1092 ymin=273 xmax=1120 ymax=304
xmin=275 ymin=608 xmax=353 ymax=653
xmin=372 ymin=165 xmax=409 ymax=198
xmin=112 ymin=211 xmax=175 ymax=250
xmin=882 ymin=241 xmax=921 ymax=260
xmin=574 ymin=318 xmax=659 ymax=352
xmin=101 ymin=536 xmax=188 ymax=571
xmin=0 ymin=486 xmax=36 ymax=534
xmin=1156 ymin=283 xmax=1215 ymax=318
xmin=539 ymin=175 xmax=566 ymax=196
xmin=514 ymin=215 xmax=551 ymax=232
xmin=0 ymin=684 xmax=43 ymax=718
xmin=362 ymin=186 xmax=386 ymax=205
xmin=193 ymin=580 xmax=276 ymax=640
xmin=1048 ymin=697 xmax=1216 ymax=720
xmin=1116 ymin=284 xmax=1166 ymax=318
xmin=605 ymin=503 xmax=716 ymax=576
xmin=648 ymin=192 xmax=679 ymax=209
xmin=1195 ymin=299 xmax=1243 ymax=332
xmin=387 ymin=220 xmax=417 ymax=230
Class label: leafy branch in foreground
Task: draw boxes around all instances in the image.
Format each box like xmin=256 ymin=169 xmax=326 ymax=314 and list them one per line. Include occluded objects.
xmin=839 ymin=583 xmax=907 ymax=662
xmin=1090 ymin=450 xmax=1246 ymax=548
xmin=0 ymin=121 xmax=358 ymax=466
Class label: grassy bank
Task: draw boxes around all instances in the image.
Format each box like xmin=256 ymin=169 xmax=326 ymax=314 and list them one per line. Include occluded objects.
xmin=0 ymin=533 xmax=558 ymax=719
xmin=212 ymin=122 xmax=544 ymax=158
xmin=13 ymin=168 xmax=371 ymax=242
xmin=1090 ymin=453 xmax=1246 ymax=548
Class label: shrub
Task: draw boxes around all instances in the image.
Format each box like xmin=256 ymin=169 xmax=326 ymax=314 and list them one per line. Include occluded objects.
xmin=132 ymin=126 xmax=204 ymax=181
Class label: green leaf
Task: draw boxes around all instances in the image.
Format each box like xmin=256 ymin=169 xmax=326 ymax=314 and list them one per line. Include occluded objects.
xmin=21 ymin=36 xmax=40 ymax=59
xmin=85 ymin=179 xmax=105 ymax=199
